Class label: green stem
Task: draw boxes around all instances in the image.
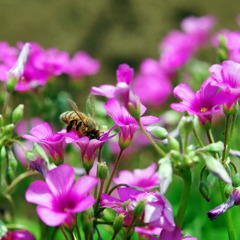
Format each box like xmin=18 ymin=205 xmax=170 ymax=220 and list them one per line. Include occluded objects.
xmin=75 ymin=214 xmax=82 ymax=240
xmin=221 ymin=115 xmax=230 ymax=163
xmin=226 ymin=114 xmax=237 ymax=159
xmin=5 ymin=171 xmax=39 ymax=194
xmin=193 ymin=127 xmax=204 ymax=147
xmin=60 ymin=225 xmax=70 ymax=240
xmin=94 ymin=179 xmax=105 ymax=217
xmin=176 ymin=168 xmax=192 ymax=228
xmin=182 ymin=133 xmax=189 ymax=154
xmin=138 ymin=120 xmax=166 ymax=157
xmin=111 ymin=231 xmax=118 ymax=240
xmin=105 ymin=149 xmax=124 ymax=194
xmin=2 ymin=91 xmax=11 ymax=123
xmin=122 ymin=216 xmax=136 ymax=240
xmin=219 ymin=180 xmax=235 ymax=240
xmin=69 ymin=231 xmax=76 ymax=240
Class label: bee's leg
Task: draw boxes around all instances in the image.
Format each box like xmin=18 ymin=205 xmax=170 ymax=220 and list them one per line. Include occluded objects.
xmin=67 ymin=120 xmax=76 ymax=132
xmin=76 ymin=121 xmax=82 ymax=132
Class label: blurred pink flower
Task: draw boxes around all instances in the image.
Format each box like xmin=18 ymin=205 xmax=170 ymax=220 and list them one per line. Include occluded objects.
xmin=2 ymin=230 xmax=35 ymax=240
xmin=113 ymin=163 xmax=159 ymax=191
xmin=135 ymin=226 xmax=161 ymax=240
xmin=23 ymin=122 xmax=79 ymax=165
xmin=133 ymin=59 xmax=172 ymax=107
xmin=66 ymin=51 xmax=100 ymax=79
xmin=159 ymin=227 xmax=197 ymax=240
xmin=25 ymin=164 xmax=98 ymax=227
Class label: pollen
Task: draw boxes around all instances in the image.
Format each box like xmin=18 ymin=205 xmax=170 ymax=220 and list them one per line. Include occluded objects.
xmin=200 ymin=107 xmax=207 ymax=112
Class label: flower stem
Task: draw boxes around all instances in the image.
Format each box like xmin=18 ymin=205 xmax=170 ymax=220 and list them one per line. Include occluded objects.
xmin=75 ymin=215 xmax=82 ymax=240
xmin=219 ymin=180 xmax=235 ymax=240
xmin=2 ymin=91 xmax=11 ymax=123
xmin=60 ymin=225 xmax=70 ymax=240
xmin=94 ymin=179 xmax=105 ymax=217
xmin=105 ymin=149 xmax=124 ymax=194
xmin=122 ymin=216 xmax=136 ymax=240
xmin=221 ymin=115 xmax=230 ymax=163
xmin=111 ymin=231 xmax=118 ymax=240
xmin=138 ymin=120 xmax=166 ymax=157
xmin=193 ymin=127 xmax=204 ymax=147
xmin=4 ymin=171 xmax=39 ymax=194
xmin=176 ymin=168 xmax=192 ymax=228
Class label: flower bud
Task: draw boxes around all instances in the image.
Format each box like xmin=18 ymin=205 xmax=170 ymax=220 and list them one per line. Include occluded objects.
xmin=203 ymin=155 xmax=232 ymax=185
xmin=147 ymin=126 xmax=168 ymax=140
xmin=33 ymin=143 xmax=49 ymax=161
xmin=224 ymin=102 xmax=239 ymax=116
xmin=5 ymin=167 xmax=15 ymax=185
xmin=0 ymin=147 xmax=6 ymax=162
xmin=8 ymin=150 xmax=18 ymax=171
xmin=224 ymin=184 xmax=234 ymax=198
xmin=127 ymin=97 xmax=141 ymax=120
xmin=179 ymin=116 xmax=194 ymax=137
xmin=6 ymin=73 xmax=18 ymax=92
xmin=206 ymin=173 xmax=216 ymax=187
xmin=97 ymin=162 xmax=109 ymax=181
xmin=158 ymin=155 xmax=172 ymax=195
xmin=232 ymin=174 xmax=240 ymax=188
xmin=167 ymin=136 xmax=180 ymax=151
xmin=12 ymin=104 xmax=24 ymax=124
xmin=113 ymin=213 xmax=124 ymax=233
xmin=198 ymin=141 xmax=224 ymax=154
xmin=81 ymin=208 xmax=94 ymax=236
xmin=2 ymin=124 xmax=14 ymax=137
xmin=199 ymin=181 xmax=210 ymax=202
xmin=133 ymin=199 xmax=146 ymax=218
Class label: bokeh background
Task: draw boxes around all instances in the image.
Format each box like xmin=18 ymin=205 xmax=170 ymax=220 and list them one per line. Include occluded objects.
xmin=1 ymin=1 xmax=240 ymax=239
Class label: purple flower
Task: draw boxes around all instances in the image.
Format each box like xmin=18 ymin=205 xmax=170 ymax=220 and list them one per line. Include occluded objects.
xmin=207 ymin=187 xmax=240 ymax=220
xmin=113 ymin=163 xmax=159 ymax=191
xmin=22 ymin=122 xmax=79 ymax=165
xmin=133 ymin=59 xmax=172 ymax=107
xmin=66 ymin=51 xmax=100 ymax=79
xmin=25 ymin=164 xmax=98 ymax=227
xmin=209 ymin=60 xmax=240 ymax=109
xmin=104 ymin=98 xmax=159 ymax=149
xmin=170 ymin=79 xmax=231 ymax=124
xmin=159 ymin=227 xmax=197 ymax=240
xmin=135 ymin=226 xmax=161 ymax=240
xmin=2 ymin=230 xmax=35 ymax=240
xmin=101 ymin=187 xmax=175 ymax=230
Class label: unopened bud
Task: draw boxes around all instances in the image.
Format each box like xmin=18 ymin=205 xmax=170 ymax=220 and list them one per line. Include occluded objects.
xmin=158 ymin=155 xmax=172 ymax=195
xmin=12 ymin=104 xmax=24 ymax=124
xmin=198 ymin=141 xmax=224 ymax=154
xmin=199 ymin=181 xmax=210 ymax=202
xmin=33 ymin=143 xmax=48 ymax=161
xmin=2 ymin=124 xmax=14 ymax=137
xmin=127 ymin=97 xmax=141 ymax=120
xmin=81 ymin=208 xmax=93 ymax=235
xmin=224 ymin=102 xmax=239 ymax=116
xmin=179 ymin=116 xmax=194 ymax=137
xmin=147 ymin=126 xmax=168 ymax=140
xmin=113 ymin=213 xmax=124 ymax=233
xmin=133 ymin=200 xmax=146 ymax=218
xmin=168 ymin=136 xmax=180 ymax=151
xmin=8 ymin=150 xmax=18 ymax=171
xmin=206 ymin=173 xmax=216 ymax=187
xmin=0 ymin=147 xmax=6 ymax=162
xmin=5 ymin=167 xmax=15 ymax=185
xmin=97 ymin=162 xmax=109 ymax=181
xmin=232 ymin=174 xmax=240 ymax=188
xmin=6 ymin=73 xmax=18 ymax=92
xmin=224 ymin=184 xmax=234 ymax=198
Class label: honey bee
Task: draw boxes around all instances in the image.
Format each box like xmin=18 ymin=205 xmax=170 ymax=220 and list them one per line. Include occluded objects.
xmin=60 ymin=98 xmax=100 ymax=140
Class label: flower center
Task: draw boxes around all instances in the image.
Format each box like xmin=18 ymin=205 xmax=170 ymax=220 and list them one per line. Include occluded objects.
xmin=200 ymin=107 xmax=207 ymax=113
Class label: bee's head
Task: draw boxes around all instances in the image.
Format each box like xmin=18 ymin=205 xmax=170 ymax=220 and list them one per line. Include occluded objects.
xmin=86 ymin=130 xmax=100 ymax=140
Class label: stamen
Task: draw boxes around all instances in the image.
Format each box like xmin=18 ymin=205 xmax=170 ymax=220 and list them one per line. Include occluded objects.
xmin=200 ymin=107 xmax=207 ymax=113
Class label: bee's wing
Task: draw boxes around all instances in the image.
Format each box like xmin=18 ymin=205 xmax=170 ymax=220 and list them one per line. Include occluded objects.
xmin=67 ymin=99 xmax=85 ymax=122
xmin=86 ymin=94 xmax=96 ymax=118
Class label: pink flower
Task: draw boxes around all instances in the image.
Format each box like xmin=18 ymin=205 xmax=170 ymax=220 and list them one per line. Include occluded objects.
xmin=2 ymin=230 xmax=35 ymax=240
xmin=133 ymin=59 xmax=172 ymax=107
xmin=135 ymin=226 xmax=161 ymax=240
xmin=91 ymin=64 xmax=141 ymax=117
xmin=22 ymin=122 xmax=79 ymax=165
xmin=25 ymin=164 xmax=98 ymax=227
xmin=113 ymin=163 xmax=159 ymax=191
xmin=66 ymin=51 xmax=100 ymax=79
xmin=159 ymin=227 xmax=197 ymax=240
xmin=209 ymin=60 xmax=240 ymax=109
xmin=101 ymin=187 xmax=175 ymax=231
xmin=72 ymin=128 xmax=116 ymax=173
xmin=104 ymin=98 xmax=159 ymax=149
xmin=170 ymin=79 xmax=232 ymax=124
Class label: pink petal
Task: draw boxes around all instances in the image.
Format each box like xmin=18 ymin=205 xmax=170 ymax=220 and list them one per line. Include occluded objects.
xmin=30 ymin=122 xmax=53 ymax=139
xmin=36 ymin=206 xmax=68 ymax=226
xmin=173 ymin=83 xmax=195 ymax=102
xmin=22 ymin=134 xmax=41 ymax=142
xmin=46 ymin=164 xmax=74 ymax=197
xmin=91 ymin=85 xmax=116 ymax=98
xmin=116 ymin=64 xmax=134 ymax=84
xmin=70 ymin=195 xmax=96 ymax=213
xmin=25 ymin=181 xmax=53 ymax=208
xmin=118 ymin=187 xmax=143 ymax=201
xmin=140 ymin=116 xmax=160 ymax=125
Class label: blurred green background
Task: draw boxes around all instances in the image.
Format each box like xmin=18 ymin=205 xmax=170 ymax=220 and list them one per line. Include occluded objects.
xmin=1 ymin=1 xmax=240 ymax=239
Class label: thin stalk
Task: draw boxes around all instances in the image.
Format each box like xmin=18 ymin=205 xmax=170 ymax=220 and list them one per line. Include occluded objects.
xmin=206 ymin=129 xmax=215 ymax=144
xmin=94 ymin=179 xmax=105 ymax=217
xmin=138 ymin=120 xmax=166 ymax=157
xmin=193 ymin=127 xmax=204 ymax=147
xmin=108 ymin=184 xmax=130 ymax=195
xmin=111 ymin=231 xmax=118 ymax=240
xmin=221 ymin=115 xmax=230 ymax=163
xmin=69 ymin=231 xmax=76 ymax=240
xmin=105 ymin=149 xmax=124 ymax=193
xmin=122 ymin=216 xmax=136 ymax=240
xmin=2 ymin=91 xmax=11 ymax=123
xmin=5 ymin=171 xmax=39 ymax=194
xmin=182 ymin=133 xmax=189 ymax=154
xmin=226 ymin=114 xmax=237 ymax=159
xmin=219 ymin=180 xmax=235 ymax=240
xmin=176 ymin=168 xmax=192 ymax=228
xmin=75 ymin=214 xmax=82 ymax=240
xmin=60 ymin=225 xmax=70 ymax=240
